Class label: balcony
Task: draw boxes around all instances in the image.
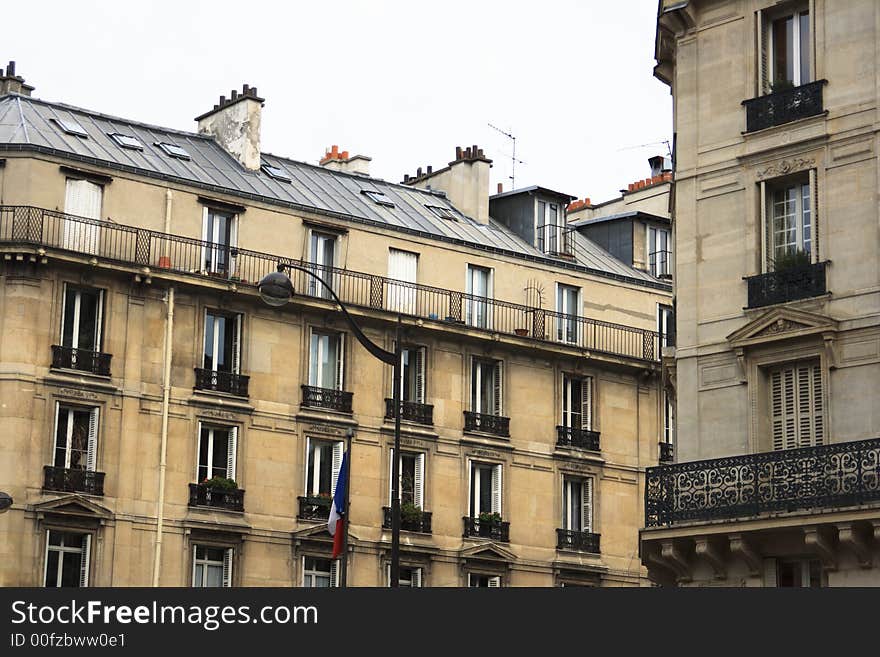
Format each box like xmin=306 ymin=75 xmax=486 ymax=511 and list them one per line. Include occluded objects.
xmin=297 ymin=495 xmax=332 ymax=521
xmin=556 ymin=529 xmax=601 ymax=553
xmin=43 ymin=466 xmax=105 ymax=496
xmin=188 ymin=483 xmax=245 ymax=512
xmin=644 ymin=437 xmax=880 ymax=528
xmin=556 ymin=426 xmax=601 ymax=451
xmin=0 ymin=205 xmax=661 ymax=364
xmin=463 ymin=411 xmax=510 ymax=438
xmin=194 ymin=367 xmax=250 ymax=397
xmin=385 ymin=398 xmax=434 ymax=425
xmin=648 ymin=249 xmax=672 ymax=279
xmin=463 ymin=516 xmax=510 ymax=542
xmin=659 ymin=442 xmax=674 ymax=463
xmin=382 ymin=506 xmax=432 ymax=534
xmin=301 ymin=385 xmax=353 ymax=414
xmin=537 ymin=224 xmax=576 ymax=257
xmin=745 ymin=261 xmax=827 ymax=309
xmin=51 ymin=345 xmax=112 ymax=377
xmin=743 ymin=80 xmax=826 ymax=133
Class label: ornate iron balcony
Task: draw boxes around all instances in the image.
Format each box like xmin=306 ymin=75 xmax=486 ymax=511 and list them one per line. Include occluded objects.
xmin=188 ymin=483 xmax=245 ymax=512
xmin=51 ymin=345 xmax=112 ymax=376
xmin=464 ymin=411 xmax=510 ymax=437
xmin=382 ymin=506 xmax=432 ymax=534
xmin=298 ymin=495 xmax=332 ymax=521
xmin=645 ymin=436 xmax=880 ymax=528
xmin=556 ymin=426 xmax=601 ymax=451
xmin=746 ymin=261 xmax=827 ymax=308
xmin=463 ymin=516 xmax=510 ymax=542
xmin=659 ymin=442 xmax=674 ymax=463
xmin=43 ymin=466 xmax=105 ymax=496
xmin=384 ymin=398 xmax=434 ymax=425
xmin=301 ymin=385 xmax=353 ymax=413
xmin=194 ymin=367 xmax=250 ymax=397
xmin=743 ymin=80 xmax=826 ymax=133
xmin=556 ymin=529 xmax=601 ymax=553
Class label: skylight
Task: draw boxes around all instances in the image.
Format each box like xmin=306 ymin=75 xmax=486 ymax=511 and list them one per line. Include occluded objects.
xmin=362 ymin=190 xmax=395 ymax=207
xmin=51 ymin=118 xmax=88 ymax=138
xmin=261 ymin=163 xmax=292 ymax=182
xmin=156 ymin=142 xmax=191 ymax=160
xmin=427 ymin=205 xmax=457 ymax=220
xmin=109 ymin=133 xmax=144 ymax=150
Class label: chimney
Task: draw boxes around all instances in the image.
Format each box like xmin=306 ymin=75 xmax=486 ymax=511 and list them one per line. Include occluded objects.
xmin=401 ymin=145 xmax=493 ymax=224
xmin=319 ymin=144 xmax=371 ymax=176
xmin=0 ymin=61 xmax=35 ymax=97
xmin=196 ymin=84 xmax=265 ymax=171
xmin=648 ymin=154 xmax=673 ymax=178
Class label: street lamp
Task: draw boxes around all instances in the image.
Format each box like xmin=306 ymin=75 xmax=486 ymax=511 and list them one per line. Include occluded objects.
xmin=0 ymin=491 xmax=12 ymax=514
xmin=257 ymin=263 xmax=404 ymax=587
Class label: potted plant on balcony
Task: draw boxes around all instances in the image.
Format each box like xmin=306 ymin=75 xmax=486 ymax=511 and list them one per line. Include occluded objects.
xmin=401 ymin=502 xmax=423 ymax=526
xmin=770 ymin=78 xmax=795 ymax=94
xmin=478 ymin=511 xmax=502 ymax=524
xmin=202 ymin=476 xmax=238 ymax=491
xmin=772 ymin=248 xmax=811 ymax=272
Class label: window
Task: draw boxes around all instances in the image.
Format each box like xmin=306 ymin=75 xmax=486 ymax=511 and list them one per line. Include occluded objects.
xmin=769 ymin=361 xmax=824 ymax=450
xmin=556 ymin=284 xmax=581 ymax=343
xmin=466 ymin=265 xmax=492 ymax=328
xmin=303 ymin=556 xmax=338 ymax=587
xmin=308 ymin=230 xmax=336 ymax=298
xmin=471 ymin=358 xmax=502 ymax=416
xmin=54 ymin=404 xmax=98 ymax=472
xmin=203 ymin=311 xmax=241 ymax=374
xmin=389 ymin=449 xmax=425 ymax=507
xmin=309 ymin=330 xmax=344 ymax=391
xmin=109 ymin=133 xmax=144 ymax=150
xmin=388 ymin=565 xmax=423 ymax=587
xmin=202 ymin=208 xmax=236 ymax=276
xmin=647 ymin=226 xmax=671 ymax=277
xmin=561 ymin=374 xmax=592 ymax=431
xmin=306 ymin=439 xmax=344 ymax=497
xmin=397 ymin=346 xmax=426 ymax=403
xmin=51 ymin=118 xmax=88 ymax=138
xmin=63 ymin=178 xmax=102 ymax=254
xmin=361 ymin=189 xmax=395 ymax=207
xmin=387 ymin=248 xmax=418 ymax=314
xmin=260 ymin=162 xmax=291 ymax=182
xmin=155 ymin=142 xmax=191 ymax=159
xmin=775 ymin=559 xmax=822 ymax=587
xmin=537 ymin=200 xmax=564 ymax=254
xmin=197 ymin=424 xmax=237 ymax=482
xmin=469 ymin=462 xmax=502 ymax=517
xmin=61 ymin=285 xmax=103 ymax=353
xmin=663 ymin=391 xmax=675 ymax=446
xmin=468 ymin=573 xmax=501 ymax=587
xmin=426 ymin=205 xmax=456 ymax=220
xmin=562 ymin=476 xmax=593 ymax=533
xmin=658 ymin=304 xmax=674 ymax=348
xmin=44 ymin=530 xmax=90 ymax=587
xmin=760 ymin=7 xmax=811 ymax=93
xmin=762 ymin=177 xmax=812 ymax=271
xmin=192 ymin=545 xmax=233 ymax=587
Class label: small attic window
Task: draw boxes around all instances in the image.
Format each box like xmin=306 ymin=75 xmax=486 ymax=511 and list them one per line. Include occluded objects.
xmin=51 ymin=118 xmax=88 ymax=138
xmin=109 ymin=133 xmax=144 ymax=150
xmin=156 ymin=142 xmax=191 ymax=160
xmin=426 ymin=205 xmax=457 ymax=220
xmin=362 ymin=189 xmax=395 ymax=207
xmin=261 ymin=163 xmax=291 ymax=182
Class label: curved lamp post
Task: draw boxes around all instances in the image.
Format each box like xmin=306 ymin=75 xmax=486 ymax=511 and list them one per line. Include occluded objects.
xmin=257 ymin=263 xmax=404 ymax=587
xmin=0 ymin=491 xmax=12 ymax=514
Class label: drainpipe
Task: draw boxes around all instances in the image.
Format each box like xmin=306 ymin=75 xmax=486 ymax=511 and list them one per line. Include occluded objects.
xmin=152 ymin=285 xmax=175 ymax=587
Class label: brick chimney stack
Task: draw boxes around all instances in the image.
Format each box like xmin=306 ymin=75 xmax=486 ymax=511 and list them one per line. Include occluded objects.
xmin=319 ymin=144 xmax=371 ymax=176
xmin=196 ymin=84 xmax=264 ymax=171
xmin=0 ymin=61 xmax=35 ymax=97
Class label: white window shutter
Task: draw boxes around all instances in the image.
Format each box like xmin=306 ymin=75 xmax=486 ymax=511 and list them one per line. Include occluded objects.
xmin=229 ymin=216 xmax=238 ymax=277
xmin=64 ymin=178 xmax=83 ymax=215
xmin=330 ymin=560 xmax=339 ymax=588
xmin=582 ymin=479 xmax=593 ymax=533
xmin=493 ymin=362 xmax=503 ymax=416
xmin=227 ymin=427 xmax=237 ymax=480
xmin=95 ymin=289 xmax=104 ymax=351
xmin=201 ymin=210 xmax=209 ymax=273
xmin=412 ymin=568 xmax=422 ymax=588
xmin=414 ymin=452 xmax=425 ymax=508
xmin=388 ymin=447 xmax=395 ymax=505
xmin=191 ymin=545 xmax=198 ymax=586
xmin=222 ymin=547 xmax=233 ymax=587
xmin=581 ymin=377 xmax=593 ymax=430
xmin=760 ymin=181 xmax=769 ymax=272
xmin=488 ymin=576 xmax=501 ymax=588
xmin=812 ymin=364 xmax=824 ymax=445
xmin=809 ymin=168 xmax=818 ymax=262
xmin=86 ymin=408 xmax=98 ymax=472
xmin=43 ymin=530 xmax=53 ymax=587
xmin=79 ymin=534 xmax=91 ymax=588
xmin=415 ymin=347 xmax=425 ymax=403
xmin=231 ymin=314 xmax=242 ymax=374
xmin=756 ymin=9 xmax=767 ymax=95
xmin=331 ymin=441 xmax=343 ymax=495
xmin=491 ymin=464 xmax=502 ymax=516
xmin=336 ymin=334 xmax=345 ymax=391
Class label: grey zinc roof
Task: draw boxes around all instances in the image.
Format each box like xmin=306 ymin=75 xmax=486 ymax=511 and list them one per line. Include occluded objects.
xmin=0 ymin=93 xmax=667 ymax=287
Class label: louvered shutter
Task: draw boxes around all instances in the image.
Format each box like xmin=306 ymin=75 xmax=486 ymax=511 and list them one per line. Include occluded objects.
xmin=812 ymin=365 xmax=824 ymax=445
xmin=79 ymin=534 xmax=91 ymax=588
xmin=331 ymin=441 xmax=343 ymax=495
xmin=222 ymin=548 xmax=233 ymax=587
xmin=809 ymin=168 xmax=818 ymax=262
xmin=94 ymin=289 xmax=104 ymax=351
xmin=228 ymin=217 xmax=238 ymax=277
xmin=771 ymin=368 xmax=798 ymax=450
xmin=581 ymin=377 xmax=593 ymax=430
xmin=493 ymin=362 xmax=503 ymax=416
xmin=86 ymin=408 xmax=98 ymax=472
xmin=582 ymin=479 xmax=594 ymax=533
xmin=414 ymin=453 xmax=425 ymax=508
xmin=329 ymin=560 xmax=339 ymax=588
xmin=412 ymin=568 xmax=422 ymax=588
xmin=415 ymin=347 xmax=425 ymax=403
xmin=64 ymin=178 xmax=84 ymax=215
xmin=231 ymin=315 xmax=242 ymax=374
xmin=227 ymin=427 xmax=237 ymax=480
xmin=191 ymin=545 xmax=199 ymax=586
xmin=336 ymin=334 xmax=345 ymax=391
xmin=488 ymin=576 xmax=501 ymax=587
xmin=757 ymin=9 xmax=769 ymax=95
xmin=491 ymin=464 xmax=502 ymax=515
xmin=760 ymin=181 xmax=770 ymax=272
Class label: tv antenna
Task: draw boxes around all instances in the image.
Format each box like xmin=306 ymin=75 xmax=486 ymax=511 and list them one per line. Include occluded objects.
xmin=488 ymin=122 xmax=525 ymax=190
xmin=618 ymin=139 xmax=673 ymax=159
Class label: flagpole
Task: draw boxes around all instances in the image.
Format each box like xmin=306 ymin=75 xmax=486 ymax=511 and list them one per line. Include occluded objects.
xmin=339 ymin=428 xmax=353 ymax=587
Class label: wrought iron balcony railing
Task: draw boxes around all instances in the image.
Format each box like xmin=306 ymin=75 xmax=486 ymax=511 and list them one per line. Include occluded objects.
xmin=51 ymin=345 xmax=112 ymax=376
xmin=556 ymin=426 xmax=601 ymax=451
xmin=384 ymin=398 xmax=434 ymax=425
xmin=194 ymin=367 xmax=250 ymax=397
xmin=464 ymin=411 xmax=510 ymax=437
xmin=297 ymin=495 xmax=332 ymax=521
xmin=463 ymin=516 xmax=510 ymax=542
xmin=537 ymin=224 xmax=576 ymax=257
xmin=556 ymin=529 xmax=601 ymax=553
xmin=743 ymin=80 xmax=826 ymax=133
xmin=43 ymin=465 xmax=105 ymax=496
xmin=188 ymin=483 xmax=245 ymax=512
xmin=0 ymin=206 xmax=661 ymax=363
xmin=745 ymin=261 xmax=828 ymax=309
xmin=382 ymin=506 xmax=432 ymax=534
xmin=648 ymin=249 xmax=672 ymax=279
xmin=645 ymin=437 xmax=880 ymax=528
xmin=659 ymin=442 xmax=674 ymax=463
xmin=301 ymin=385 xmax=353 ymax=413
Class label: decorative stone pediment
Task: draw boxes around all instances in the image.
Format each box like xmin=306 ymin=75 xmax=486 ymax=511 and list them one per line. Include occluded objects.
xmin=727 ymin=307 xmax=838 ymax=348
xmin=32 ymin=494 xmax=113 ymax=522
xmin=292 ymin=523 xmax=360 ymax=547
xmin=460 ymin=542 xmax=517 ymax=563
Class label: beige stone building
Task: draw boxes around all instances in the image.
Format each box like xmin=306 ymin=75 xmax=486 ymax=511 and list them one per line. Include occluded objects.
xmin=641 ymin=0 xmax=880 ymax=586
xmin=0 ymin=63 xmax=673 ymax=587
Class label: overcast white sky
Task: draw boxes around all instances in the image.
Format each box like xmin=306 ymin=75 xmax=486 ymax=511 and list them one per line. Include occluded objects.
xmin=6 ymin=0 xmax=671 ymax=203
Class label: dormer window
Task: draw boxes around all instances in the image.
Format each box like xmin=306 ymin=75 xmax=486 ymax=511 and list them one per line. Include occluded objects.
xmin=426 ymin=205 xmax=456 ymax=220
xmin=261 ymin=162 xmax=291 ymax=182
xmin=362 ymin=190 xmax=395 ymax=207
xmin=156 ymin=142 xmax=191 ymax=160
xmin=51 ymin=118 xmax=88 ymax=138
xmin=109 ymin=133 xmax=144 ymax=150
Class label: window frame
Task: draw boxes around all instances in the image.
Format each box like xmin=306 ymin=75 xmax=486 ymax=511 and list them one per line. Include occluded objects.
xmin=191 ymin=544 xmax=234 ymax=588
xmin=465 ymin=264 xmax=494 ymax=329
xmin=196 ymin=422 xmax=238 ymax=482
xmin=471 ymin=357 xmax=503 ymax=417
xmin=647 ymin=225 xmax=671 ymax=277
xmin=43 ymin=529 xmax=91 ymax=588
xmin=561 ymin=373 xmax=593 ymax=431
xmin=302 ymin=556 xmax=338 ymax=588
xmin=203 ymin=309 xmax=242 ymax=374
xmin=201 ymin=206 xmax=237 ymax=276
xmin=757 ymin=4 xmax=814 ymax=96
xmin=389 ymin=447 xmax=426 ymax=508
xmin=468 ymin=460 xmax=502 ymax=517
xmin=52 ymin=402 xmax=98 ymax=472
xmin=759 ymin=170 xmax=817 ymax=273
xmin=60 ymin=283 xmax=104 ymax=352
xmin=561 ymin=475 xmax=594 ymax=534
xmin=308 ymin=328 xmax=344 ymax=391
xmin=305 ymin=437 xmax=344 ymax=498
xmin=555 ymin=283 xmax=582 ymax=344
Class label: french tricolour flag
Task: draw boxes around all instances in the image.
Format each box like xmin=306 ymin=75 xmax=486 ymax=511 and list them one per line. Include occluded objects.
xmin=327 ymin=450 xmax=349 ymax=559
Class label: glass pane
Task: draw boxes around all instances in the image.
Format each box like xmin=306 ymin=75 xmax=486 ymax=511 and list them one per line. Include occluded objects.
xmin=204 ymin=314 xmax=215 ymax=370
xmin=479 ymin=363 xmax=494 ymax=414
xmin=62 ymin=289 xmax=77 ymax=347
xmin=68 ymin=409 xmax=91 ymax=470
xmin=570 ymin=481 xmax=582 ymax=531
xmin=198 ymin=427 xmax=210 ymax=481
xmin=60 ymin=550 xmax=82 ymax=587
xmin=479 ymin=466 xmax=492 ymax=513
xmin=401 ymin=454 xmax=416 ymax=505
xmin=772 ymin=15 xmax=794 ymax=85
xmin=309 ymin=333 xmax=319 ymax=386
xmin=212 ymin=430 xmax=230 ymax=479
xmin=77 ymin=291 xmax=98 ymax=351
xmin=313 ymin=575 xmax=330 ymax=588
xmin=205 ymin=563 xmax=223 ymax=587
xmin=216 ymin=315 xmax=229 ymax=372
xmin=801 ymin=184 xmax=811 ymax=257
xmin=799 ymin=12 xmax=810 ymax=83
xmin=323 ymin=335 xmax=338 ymax=389
xmin=54 ymin=410 xmax=69 ymax=467
xmin=45 ymin=549 xmax=60 ymax=587
xmin=193 ymin=563 xmax=205 ymax=587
